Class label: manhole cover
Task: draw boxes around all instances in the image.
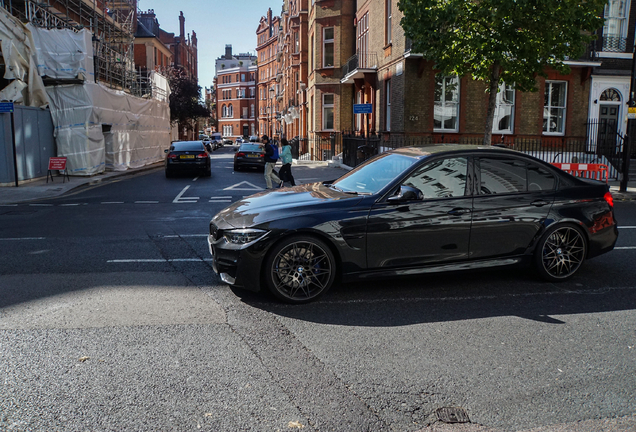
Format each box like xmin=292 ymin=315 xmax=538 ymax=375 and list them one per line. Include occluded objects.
xmin=436 ymin=407 xmax=470 ymax=423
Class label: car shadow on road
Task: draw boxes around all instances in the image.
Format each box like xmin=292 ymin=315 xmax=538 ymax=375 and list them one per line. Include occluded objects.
xmin=235 ymin=258 xmax=636 ymax=327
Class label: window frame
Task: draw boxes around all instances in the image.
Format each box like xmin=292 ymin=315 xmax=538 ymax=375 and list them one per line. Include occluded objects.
xmin=492 ymin=82 xmax=515 ymax=134
xmin=434 ymin=75 xmax=460 ymax=132
xmin=322 ymin=93 xmax=335 ymax=131
xmin=323 ymin=27 xmax=335 ymax=68
xmin=543 ymin=81 xmax=568 ymax=136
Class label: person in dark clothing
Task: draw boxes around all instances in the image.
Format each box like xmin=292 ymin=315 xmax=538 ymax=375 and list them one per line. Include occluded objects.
xmin=278 ymin=138 xmax=296 ymax=187
xmin=262 ymin=135 xmax=282 ymax=189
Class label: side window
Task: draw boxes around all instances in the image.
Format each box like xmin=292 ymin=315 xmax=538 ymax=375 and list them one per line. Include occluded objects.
xmin=403 ymin=157 xmax=468 ymax=199
xmin=527 ymin=163 xmax=556 ymax=191
xmin=479 ymin=157 xmax=527 ymax=194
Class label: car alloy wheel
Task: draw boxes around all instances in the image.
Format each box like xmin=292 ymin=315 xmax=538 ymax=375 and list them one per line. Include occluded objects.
xmin=265 ymin=236 xmax=336 ymax=303
xmin=536 ymin=224 xmax=586 ymax=281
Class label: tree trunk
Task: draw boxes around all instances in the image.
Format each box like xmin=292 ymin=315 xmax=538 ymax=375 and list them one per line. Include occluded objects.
xmin=483 ymin=62 xmax=502 ymax=146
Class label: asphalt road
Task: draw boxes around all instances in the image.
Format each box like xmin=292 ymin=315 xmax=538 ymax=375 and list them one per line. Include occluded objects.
xmin=1 ymin=146 xmax=635 ymax=432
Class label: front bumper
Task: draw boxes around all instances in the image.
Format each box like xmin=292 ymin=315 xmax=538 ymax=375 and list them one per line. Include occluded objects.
xmin=207 ymin=233 xmax=269 ymax=292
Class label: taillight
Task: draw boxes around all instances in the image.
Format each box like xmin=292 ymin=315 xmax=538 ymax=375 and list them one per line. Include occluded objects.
xmin=604 ymin=191 xmax=614 ymax=207
xmin=236 ymin=152 xmax=246 ymax=157
xmin=196 ymin=153 xmax=208 ymax=158
xmin=168 ymin=153 xmax=178 ymax=159
xmin=260 ymin=153 xmax=265 ymax=157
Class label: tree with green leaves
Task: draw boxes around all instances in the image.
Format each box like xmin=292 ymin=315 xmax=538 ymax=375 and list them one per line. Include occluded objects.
xmin=168 ymin=68 xmax=210 ymax=138
xmin=398 ymin=0 xmax=606 ymax=145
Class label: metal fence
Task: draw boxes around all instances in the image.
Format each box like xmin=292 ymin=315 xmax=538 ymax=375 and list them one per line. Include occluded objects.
xmin=341 ymin=120 xmax=628 ymax=179
xmin=297 ymin=134 xmax=343 ymax=162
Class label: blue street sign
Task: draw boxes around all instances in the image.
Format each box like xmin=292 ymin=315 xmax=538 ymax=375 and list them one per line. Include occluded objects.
xmin=353 ymin=103 xmax=373 ymax=114
xmin=0 ymin=102 xmax=14 ymax=113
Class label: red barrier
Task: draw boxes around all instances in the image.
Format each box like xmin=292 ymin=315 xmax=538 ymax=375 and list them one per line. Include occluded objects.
xmin=551 ymin=163 xmax=608 ymax=183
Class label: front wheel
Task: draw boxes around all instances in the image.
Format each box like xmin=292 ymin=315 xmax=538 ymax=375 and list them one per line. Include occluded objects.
xmin=534 ymin=224 xmax=587 ymax=282
xmin=264 ymin=235 xmax=336 ymax=304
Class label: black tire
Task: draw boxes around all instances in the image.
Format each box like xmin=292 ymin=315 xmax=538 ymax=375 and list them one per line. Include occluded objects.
xmin=534 ymin=224 xmax=587 ymax=282
xmin=264 ymin=235 xmax=336 ymax=304
xmin=165 ymin=169 xmax=172 ymax=178
xmin=234 ymin=164 xmax=240 ymax=171
xmin=204 ymin=166 xmax=211 ymax=177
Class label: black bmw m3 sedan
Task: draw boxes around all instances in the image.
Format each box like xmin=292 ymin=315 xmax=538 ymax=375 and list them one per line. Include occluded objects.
xmin=208 ymin=145 xmax=618 ymax=303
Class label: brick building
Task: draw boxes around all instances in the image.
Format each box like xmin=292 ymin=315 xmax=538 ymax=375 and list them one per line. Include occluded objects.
xmin=339 ymin=0 xmax=634 ymax=149
xmin=159 ymin=11 xmax=198 ymax=80
xmin=306 ymin=0 xmax=355 ymax=147
xmin=215 ymin=45 xmax=258 ymax=140
xmin=256 ymin=9 xmax=281 ymax=138
xmin=134 ymin=9 xmax=173 ymax=76
xmin=275 ymin=0 xmax=309 ymax=141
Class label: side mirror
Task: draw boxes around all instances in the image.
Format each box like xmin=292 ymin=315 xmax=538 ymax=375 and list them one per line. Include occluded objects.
xmin=164 ymin=149 xmax=169 ymax=154
xmin=234 ymin=147 xmax=239 ymax=152
xmin=388 ymin=185 xmax=424 ymax=202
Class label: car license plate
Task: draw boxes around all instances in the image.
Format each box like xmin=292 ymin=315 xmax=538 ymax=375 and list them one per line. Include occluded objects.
xmin=180 ymin=155 xmax=195 ymax=159
xmin=247 ymin=154 xmax=259 ymax=158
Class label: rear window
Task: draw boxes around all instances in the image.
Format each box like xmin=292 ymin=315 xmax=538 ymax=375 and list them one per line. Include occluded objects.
xmin=241 ymin=144 xmax=263 ymax=152
xmin=172 ymin=142 xmax=205 ymax=151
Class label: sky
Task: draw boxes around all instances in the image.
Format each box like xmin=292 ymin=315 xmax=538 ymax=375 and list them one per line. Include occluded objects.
xmin=141 ymin=0 xmax=281 ymax=91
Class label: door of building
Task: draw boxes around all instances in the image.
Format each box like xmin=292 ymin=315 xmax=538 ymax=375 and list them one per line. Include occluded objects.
xmin=242 ymin=125 xmax=249 ymax=137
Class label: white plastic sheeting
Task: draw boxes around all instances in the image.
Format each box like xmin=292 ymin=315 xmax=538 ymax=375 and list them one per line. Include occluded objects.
xmin=27 ymin=25 xmax=94 ymax=81
xmin=0 ymin=10 xmax=49 ymax=106
xmin=47 ymin=82 xmax=170 ymax=175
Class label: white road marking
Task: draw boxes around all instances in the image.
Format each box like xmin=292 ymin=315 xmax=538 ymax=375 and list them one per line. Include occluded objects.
xmin=59 ymin=203 xmax=81 ymax=206
xmin=210 ymin=195 xmax=233 ymax=203
xmin=173 ymin=185 xmax=199 ymax=203
xmin=615 ymin=246 xmax=636 ymax=249
xmin=193 ymin=176 xmax=199 ymax=181
xmin=223 ymin=181 xmax=263 ymax=191
xmin=0 ymin=237 xmax=45 ymax=241
xmin=108 ymin=258 xmax=212 ymax=263
xmin=619 ymin=226 xmax=636 ymax=229
xmin=0 ymin=204 xmax=18 ymax=207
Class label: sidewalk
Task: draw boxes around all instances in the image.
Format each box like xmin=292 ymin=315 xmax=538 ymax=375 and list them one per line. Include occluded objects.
xmin=1 ymin=161 xmax=635 ymax=205
xmin=0 ymin=162 xmax=163 ymax=205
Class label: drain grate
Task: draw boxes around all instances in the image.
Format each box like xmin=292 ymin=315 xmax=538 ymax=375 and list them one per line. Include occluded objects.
xmin=436 ymin=407 xmax=470 ymax=423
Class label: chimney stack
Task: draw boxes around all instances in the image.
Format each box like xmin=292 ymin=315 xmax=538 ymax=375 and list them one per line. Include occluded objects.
xmin=225 ymin=44 xmax=232 ymax=60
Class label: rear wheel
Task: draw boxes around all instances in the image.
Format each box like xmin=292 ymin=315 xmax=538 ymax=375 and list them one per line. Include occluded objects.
xmin=165 ymin=169 xmax=172 ymax=178
xmin=264 ymin=235 xmax=336 ymax=304
xmin=234 ymin=164 xmax=240 ymax=171
xmin=535 ymin=224 xmax=587 ymax=281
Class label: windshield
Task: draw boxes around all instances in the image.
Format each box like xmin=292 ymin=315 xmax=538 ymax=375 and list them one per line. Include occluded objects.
xmin=332 ymin=153 xmax=420 ymax=194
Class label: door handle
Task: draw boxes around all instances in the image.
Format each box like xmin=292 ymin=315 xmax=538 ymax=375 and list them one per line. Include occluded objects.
xmin=448 ymin=208 xmax=472 ymax=215
xmin=531 ymin=200 xmax=549 ymax=207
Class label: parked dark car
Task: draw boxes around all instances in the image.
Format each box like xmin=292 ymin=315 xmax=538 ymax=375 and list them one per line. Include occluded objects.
xmin=208 ymin=145 xmax=618 ymax=303
xmin=233 ymin=143 xmax=266 ymax=171
xmin=165 ymin=140 xmax=211 ymax=177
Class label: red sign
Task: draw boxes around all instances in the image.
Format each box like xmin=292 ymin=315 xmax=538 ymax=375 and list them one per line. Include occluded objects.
xmin=48 ymin=157 xmax=67 ymax=170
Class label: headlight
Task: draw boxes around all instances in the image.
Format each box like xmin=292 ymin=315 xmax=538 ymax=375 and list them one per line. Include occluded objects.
xmin=222 ymin=228 xmax=268 ymax=245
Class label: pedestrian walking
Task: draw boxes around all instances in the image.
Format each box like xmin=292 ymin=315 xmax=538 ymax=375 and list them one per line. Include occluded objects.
xmin=278 ymin=138 xmax=296 ymax=187
xmin=262 ymin=135 xmax=282 ymax=189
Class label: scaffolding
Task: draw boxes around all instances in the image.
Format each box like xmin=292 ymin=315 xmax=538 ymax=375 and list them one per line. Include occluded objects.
xmin=1 ymin=0 xmax=139 ymax=93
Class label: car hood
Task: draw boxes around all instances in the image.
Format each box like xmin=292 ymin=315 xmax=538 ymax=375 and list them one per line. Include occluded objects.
xmin=212 ymin=182 xmax=364 ymax=228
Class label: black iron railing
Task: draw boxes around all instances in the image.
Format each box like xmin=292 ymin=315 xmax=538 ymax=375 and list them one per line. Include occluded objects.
xmin=340 ymin=121 xmax=628 ymax=179
xmin=341 ymin=52 xmax=378 ymax=78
